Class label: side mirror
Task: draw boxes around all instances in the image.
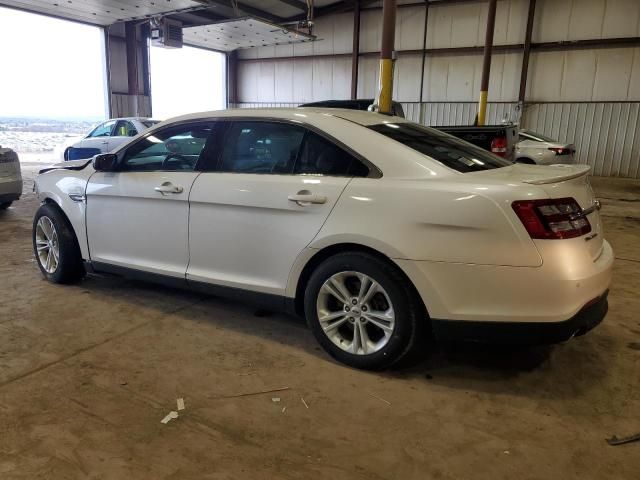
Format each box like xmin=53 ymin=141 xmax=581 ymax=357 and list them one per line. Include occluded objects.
xmin=92 ymin=153 xmax=118 ymax=172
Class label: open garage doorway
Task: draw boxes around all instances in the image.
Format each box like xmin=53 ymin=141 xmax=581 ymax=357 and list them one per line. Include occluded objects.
xmin=150 ymin=45 xmax=226 ymax=120
xmin=0 ymin=7 xmax=108 ymax=163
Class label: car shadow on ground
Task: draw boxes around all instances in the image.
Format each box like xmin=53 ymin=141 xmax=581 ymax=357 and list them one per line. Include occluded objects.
xmin=77 ymin=272 xmax=611 ymax=399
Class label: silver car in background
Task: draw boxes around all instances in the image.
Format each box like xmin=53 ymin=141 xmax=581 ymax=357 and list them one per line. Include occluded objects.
xmin=0 ymin=146 xmax=22 ymax=210
xmin=64 ymin=117 xmax=159 ymax=161
xmin=516 ymin=129 xmax=576 ymax=165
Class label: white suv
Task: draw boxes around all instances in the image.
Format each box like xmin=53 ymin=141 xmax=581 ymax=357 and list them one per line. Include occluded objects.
xmin=33 ymin=109 xmax=613 ymax=369
xmin=0 ymin=146 xmax=22 ymax=210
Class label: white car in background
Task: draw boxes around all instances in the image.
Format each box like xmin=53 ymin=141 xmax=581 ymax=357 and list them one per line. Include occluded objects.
xmin=64 ymin=117 xmax=159 ymax=160
xmin=33 ymin=109 xmax=612 ymax=369
xmin=0 ymin=146 xmax=22 ymax=210
xmin=516 ymin=129 xmax=576 ymax=165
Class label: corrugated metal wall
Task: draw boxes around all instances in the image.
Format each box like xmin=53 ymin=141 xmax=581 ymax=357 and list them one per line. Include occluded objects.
xmin=234 ymin=0 xmax=640 ymax=177
xmin=233 ymin=100 xmax=640 ymax=178
xmin=522 ymin=102 xmax=640 ymax=177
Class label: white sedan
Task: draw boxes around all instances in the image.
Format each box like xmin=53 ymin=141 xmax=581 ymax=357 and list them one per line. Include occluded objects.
xmin=64 ymin=117 xmax=159 ymax=160
xmin=33 ymin=109 xmax=613 ymax=369
xmin=516 ymin=129 xmax=576 ymax=165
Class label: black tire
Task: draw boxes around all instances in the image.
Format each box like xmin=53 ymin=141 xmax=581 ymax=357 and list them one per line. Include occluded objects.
xmin=516 ymin=157 xmax=536 ymax=165
xmin=304 ymin=251 xmax=427 ymax=370
xmin=32 ymin=203 xmax=85 ymax=284
xmin=0 ymin=201 xmax=12 ymax=210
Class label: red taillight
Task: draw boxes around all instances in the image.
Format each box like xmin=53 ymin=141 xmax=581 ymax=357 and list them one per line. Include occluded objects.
xmin=548 ymin=147 xmax=573 ymax=155
xmin=512 ymin=197 xmax=591 ymax=239
xmin=491 ymin=136 xmax=508 ymax=157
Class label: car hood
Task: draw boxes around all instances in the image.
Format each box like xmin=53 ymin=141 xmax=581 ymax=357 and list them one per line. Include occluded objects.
xmin=39 ymin=158 xmax=93 ymax=174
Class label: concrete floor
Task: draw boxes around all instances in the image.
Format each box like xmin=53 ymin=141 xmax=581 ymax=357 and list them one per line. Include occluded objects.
xmin=1 ymin=164 xmax=639 ymax=479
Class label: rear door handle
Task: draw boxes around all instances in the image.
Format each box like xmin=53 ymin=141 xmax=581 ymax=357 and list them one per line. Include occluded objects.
xmin=155 ymin=183 xmax=184 ymax=195
xmin=288 ymin=193 xmax=327 ymax=206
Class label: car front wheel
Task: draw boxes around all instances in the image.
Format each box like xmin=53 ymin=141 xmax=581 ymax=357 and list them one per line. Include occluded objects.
xmin=304 ymin=252 xmax=426 ymax=370
xmin=33 ymin=204 xmax=85 ymax=283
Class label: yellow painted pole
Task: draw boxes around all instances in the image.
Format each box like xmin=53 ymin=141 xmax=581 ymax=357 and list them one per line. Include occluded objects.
xmin=478 ymin=90 xmax=488 ymax=126
xmin=477 ymin=0 xmax=497 ymax=126
xmin=376 ymin=0 xmax=396 ymax=114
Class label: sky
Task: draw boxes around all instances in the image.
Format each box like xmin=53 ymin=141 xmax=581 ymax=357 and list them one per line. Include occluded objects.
xmin=0 ymin=7 xmax=107 ymax=119
xmin=0 ymin=6 xmax=226 ymax=121
xmin=150 ymin=45 xmax=225 ymax=120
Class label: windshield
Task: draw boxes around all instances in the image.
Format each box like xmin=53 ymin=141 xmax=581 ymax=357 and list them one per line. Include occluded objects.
xmin=520 ymin=130 xmax=557 ymax=142
xmin=142 ymin=120 xmax=160 ymax=128
xmin=368 ymin=122 xmax=512 ymax=173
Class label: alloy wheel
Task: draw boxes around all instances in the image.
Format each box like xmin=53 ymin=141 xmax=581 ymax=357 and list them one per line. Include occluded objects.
xmin=35 ymin=216 xmax=60 ymax=274
xmin=316 ymin=271 xmax=396 ymax=355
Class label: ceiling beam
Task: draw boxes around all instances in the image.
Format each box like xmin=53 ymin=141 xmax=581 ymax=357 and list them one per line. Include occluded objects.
xmin=287 ymin=0 xmax=376 ymax=21
xmin=166 ymin=9 xmax=228 ymax=27
xmin=275 ymin=0 xmax=310 ymax=12
xmin=195 ymin=0 xmax=287 ymax=23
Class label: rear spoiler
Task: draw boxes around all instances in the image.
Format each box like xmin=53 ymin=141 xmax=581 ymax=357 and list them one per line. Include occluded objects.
xmin=39 ymin=158 xmax=93 ymax=174
xmin=522 ymin=164 xmax=591 ymax=185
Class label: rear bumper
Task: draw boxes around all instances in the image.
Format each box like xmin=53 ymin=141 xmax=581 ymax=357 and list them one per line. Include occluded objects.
xmin=396 ymin=240 xmax=613 ymax=323
xmin=431 ymin=290 xmax=608 ymax=344
xmin=0 ymin=179 xmax=22 ymax=202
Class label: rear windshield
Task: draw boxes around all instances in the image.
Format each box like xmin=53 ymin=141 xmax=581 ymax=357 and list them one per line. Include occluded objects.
xmin=368 ymin=123 xmax=512 ymax=173
xmin=521 ymin=130 xmax=556 ymax=142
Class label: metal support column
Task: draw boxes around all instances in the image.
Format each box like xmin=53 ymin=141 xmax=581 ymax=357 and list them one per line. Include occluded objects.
xmin=376 ymin=0 xmax=396 ymax=114
xmin=518 ymin=0 xmax=536 ymax=106
xmin=125 ymin=21 xmax=139 ymax=98
xmin=418 ymin=1 xmax=429 ymax=124
xmin=477 ymin=0 xmax=497 ymax=126
xmin=227 ymin=50 xmax=239 ymax=107
xmin=351 ymin=0 xmax=361 ymax=100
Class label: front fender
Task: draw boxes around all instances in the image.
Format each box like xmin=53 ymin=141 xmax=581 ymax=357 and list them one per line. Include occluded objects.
xmin=35 ymin=169 xmax=91 ymax=259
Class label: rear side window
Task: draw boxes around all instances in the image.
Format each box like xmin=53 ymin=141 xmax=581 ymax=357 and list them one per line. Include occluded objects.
xmin=219 ymin=122 xmax=305 ymax=174
xmin=295 ymin=131 xmax=369 ymax=177
xmin=369 ymin=123 xmax=512 ymax=173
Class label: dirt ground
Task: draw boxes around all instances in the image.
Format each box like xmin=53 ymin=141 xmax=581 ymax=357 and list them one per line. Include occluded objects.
xmin=1 ymin=163 xmax=639 ymax=479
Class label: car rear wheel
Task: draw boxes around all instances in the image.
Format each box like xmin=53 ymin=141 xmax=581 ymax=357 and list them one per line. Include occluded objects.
xmin=516 ymin=157 xmax=536 ymax=165
xmin=304 ymin=252 xmax=426 ymax=370
xmin=33 ymin=204 xmax=85 ymax=283
xmin=0 ymin=202 xmax=12 ymax=210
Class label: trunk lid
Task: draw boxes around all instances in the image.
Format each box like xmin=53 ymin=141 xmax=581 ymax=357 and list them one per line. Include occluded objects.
xmin=533 ymin=166 xmax=603 ymax=261
xmin=467 ymin=164 xmax=604 ymax=260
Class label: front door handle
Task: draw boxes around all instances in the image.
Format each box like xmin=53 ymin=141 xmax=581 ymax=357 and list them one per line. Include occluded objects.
xmin=288 ymin=192 xmax=327 ymax=206
xmin=155 ymin=182 xmax=184 ymax=195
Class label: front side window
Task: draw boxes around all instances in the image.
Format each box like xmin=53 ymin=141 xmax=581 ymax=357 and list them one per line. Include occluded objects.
xmin=89 ymin=120 xmax=116 ymax=138
xmin=369 ymin=122 xmax=512 ymax=173
xmin=114 ymin=120 xmax=138 ymax=137
xmin=294 ymin=131 xmax=369 ymax=177
xmin=219 ymin=122 xmax=305 ymax=174
xmin=121 ymin=123 xmax=214 ymax=172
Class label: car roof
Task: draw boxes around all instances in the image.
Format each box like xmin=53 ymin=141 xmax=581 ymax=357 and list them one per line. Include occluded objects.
xmin=161 ymin=108 xmax=408 ymax=127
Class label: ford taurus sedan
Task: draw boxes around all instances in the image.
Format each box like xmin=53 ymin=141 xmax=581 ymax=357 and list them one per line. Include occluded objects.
xmin=32 ymin=108 xmax=613 ymax=369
